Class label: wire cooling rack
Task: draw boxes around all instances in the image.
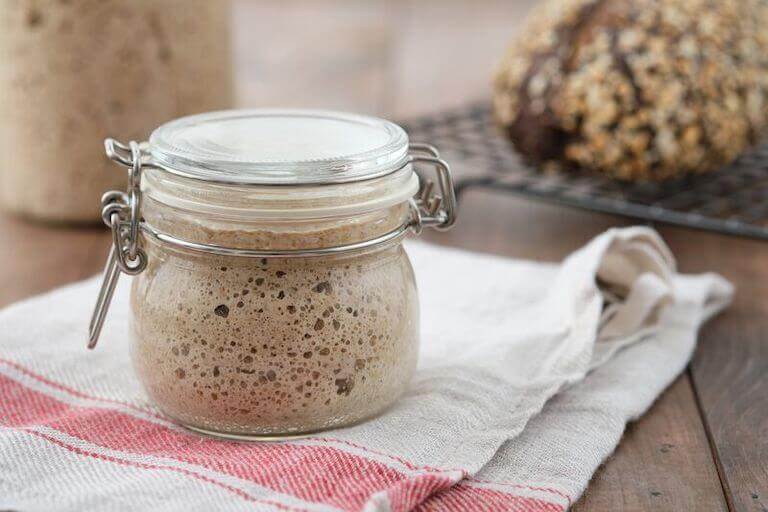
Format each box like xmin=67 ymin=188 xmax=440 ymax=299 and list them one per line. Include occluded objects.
xmin=401 ymin=102 xmax=768 ymax=240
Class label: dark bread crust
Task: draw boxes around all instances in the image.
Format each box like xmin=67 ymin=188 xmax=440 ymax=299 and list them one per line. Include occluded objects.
xmin=507 ymin=0 xmax=607 ymax=165
xmin=494 ymin=0 xmax=768 ymax=181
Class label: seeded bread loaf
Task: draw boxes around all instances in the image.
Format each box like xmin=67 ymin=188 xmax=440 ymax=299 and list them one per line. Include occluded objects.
xmin=493 ymin=0 xmax=768 ymax=181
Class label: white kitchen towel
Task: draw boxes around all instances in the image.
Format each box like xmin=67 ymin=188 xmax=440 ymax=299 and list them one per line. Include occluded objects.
xmin=0 ymin=227 xmax=732 ymax=511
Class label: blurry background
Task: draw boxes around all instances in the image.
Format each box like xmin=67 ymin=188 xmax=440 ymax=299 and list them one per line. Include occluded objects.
xmin=231 ymin=0 xmax=532 ymax=117
xmin=0 ymin=0 xmax=536 ymax=223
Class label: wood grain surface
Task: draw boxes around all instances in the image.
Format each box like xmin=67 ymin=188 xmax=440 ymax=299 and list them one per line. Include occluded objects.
xmin=574 ymin=376 xmax=728 ymax=511
xmin=663 ymin=227 xmax=768 ymax=512
xmin=0 ymin=1 xmax=765 ymax=510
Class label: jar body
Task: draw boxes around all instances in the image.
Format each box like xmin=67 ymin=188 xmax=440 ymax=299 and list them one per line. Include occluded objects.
xmin=0 ymin=0 xmax=233 ymax=223
xmin=128 ymin=201 xmax=419 ymax=437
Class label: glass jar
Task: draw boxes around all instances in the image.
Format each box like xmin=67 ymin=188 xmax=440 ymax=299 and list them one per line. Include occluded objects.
xmin=0 ymin=0 xmax=233 ymax=223
xmin=88 ymin=109 xmax=456 ymax=439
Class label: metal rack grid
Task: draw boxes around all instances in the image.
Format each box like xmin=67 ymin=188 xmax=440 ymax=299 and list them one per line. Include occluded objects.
xmin=402 ymin=103 xmax=768 ymax=240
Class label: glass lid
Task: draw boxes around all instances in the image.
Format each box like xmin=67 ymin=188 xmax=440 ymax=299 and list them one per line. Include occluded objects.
xmin=147 ymin=109 xmax=410 ymax=185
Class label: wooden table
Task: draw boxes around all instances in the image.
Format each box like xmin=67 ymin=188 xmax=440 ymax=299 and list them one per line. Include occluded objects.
xmin=1 ymin=1 xmax=765 ymax=510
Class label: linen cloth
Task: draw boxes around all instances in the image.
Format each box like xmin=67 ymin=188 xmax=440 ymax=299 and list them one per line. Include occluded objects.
xmin=0 ymin=226 xmax=732 ymax=511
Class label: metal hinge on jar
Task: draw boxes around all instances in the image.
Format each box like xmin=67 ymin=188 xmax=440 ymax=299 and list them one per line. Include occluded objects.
xmin=88 ymin=140 xmax=148 ymax=349
xmin=408 ymin=143 xmax=457 ymax=234
xmin=88 ymin=139 xmax=457 ymax=349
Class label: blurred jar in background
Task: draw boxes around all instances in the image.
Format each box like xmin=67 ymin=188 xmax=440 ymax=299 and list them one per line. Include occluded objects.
xmin=0 ymin=0 xmax=234 ymax=223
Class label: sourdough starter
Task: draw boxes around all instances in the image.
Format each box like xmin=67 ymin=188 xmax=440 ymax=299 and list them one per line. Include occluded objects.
xmin=130 ymin=203 xmax=419 ymax=436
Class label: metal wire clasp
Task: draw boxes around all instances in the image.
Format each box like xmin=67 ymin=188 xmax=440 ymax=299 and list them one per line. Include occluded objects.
xmin=88 ymin=139 xmax=147 ymax=349
xmin=87 ymin=139 xmax=458 ymax=349
xmin=408 ymin=143 xmax=457 ymax=234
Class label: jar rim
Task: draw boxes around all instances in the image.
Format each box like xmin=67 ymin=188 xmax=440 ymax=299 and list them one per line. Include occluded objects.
xmin=141 ymin=165 xmax=419 ymax=221
xmin=147 ymin=109 xmax=410 ymax=186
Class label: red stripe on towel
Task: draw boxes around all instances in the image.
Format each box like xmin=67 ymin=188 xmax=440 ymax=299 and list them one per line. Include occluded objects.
xmin=0 ymin=357 xmax=570 ymax=505
xmin=0 ymin=360 xmax=568 ymax=512
xmin=21 ymin=428 xmax=301 ymax=511
xmin=0 ymin=374 xmax=487 ymax=511
xmin=416 ymin=484 xmax=566 ymax=512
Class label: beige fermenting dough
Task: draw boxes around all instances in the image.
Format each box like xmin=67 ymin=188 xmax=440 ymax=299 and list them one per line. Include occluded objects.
xmin=130 ymin=202 xmax=419 ymax=436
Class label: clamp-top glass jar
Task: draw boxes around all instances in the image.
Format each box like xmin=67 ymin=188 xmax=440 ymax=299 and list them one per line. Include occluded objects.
xmin=88 ymin=109 xmax=456 ymax=439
